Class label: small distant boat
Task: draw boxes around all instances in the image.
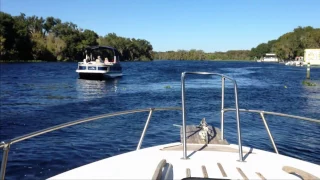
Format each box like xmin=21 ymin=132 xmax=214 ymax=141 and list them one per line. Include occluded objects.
xmin=285 ymin=56 xmax=304 ymax=67
xmin=262 ymin=53 xmax=279 ymax=62
xmin=76 ymin=46 xmax=122 ymax=80
xmin=285 ymin=61 xmax=293 ymax=66
xmin=285 ymin=61 xmax=303 ymax=66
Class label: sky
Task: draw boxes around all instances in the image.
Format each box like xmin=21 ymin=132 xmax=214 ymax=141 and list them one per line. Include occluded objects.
xmin=1 ymin=0 xmax=320 ymax=52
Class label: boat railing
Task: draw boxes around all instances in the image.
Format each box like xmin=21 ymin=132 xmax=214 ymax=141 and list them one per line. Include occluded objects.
xmin=181 ymin=72 xmax=243 ymax=161
xmin=0 ymin=107 xmax=182 ymax=180
xmin=180 ymin=71 xmax=320 ymax=162
xmin=223 ymin=108 xmax=320 ymax=155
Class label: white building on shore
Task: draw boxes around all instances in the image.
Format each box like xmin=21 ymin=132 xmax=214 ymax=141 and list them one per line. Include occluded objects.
xmin=304 ymin=49 xmax=320 ymax=65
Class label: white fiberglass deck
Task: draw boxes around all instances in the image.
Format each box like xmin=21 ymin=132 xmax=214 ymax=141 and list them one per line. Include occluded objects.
xmin=49 ymin=143 xmax=320 ymax=179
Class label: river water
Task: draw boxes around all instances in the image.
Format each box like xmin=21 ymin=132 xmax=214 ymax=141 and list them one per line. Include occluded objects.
xmin=0 ymin=60 xmax=320 ymax=179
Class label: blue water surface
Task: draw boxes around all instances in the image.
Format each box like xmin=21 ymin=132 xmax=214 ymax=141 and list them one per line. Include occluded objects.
xmin=0 ymin=60 xmax=319 ymax=179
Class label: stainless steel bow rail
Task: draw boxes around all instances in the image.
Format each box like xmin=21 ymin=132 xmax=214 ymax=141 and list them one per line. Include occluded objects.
xmin=0 ymin=107 xmax=181 ymax=180
xmin=181 ymin=72 xmax=243 ymax=161
xmin=223 ymin=108 xmax=320 ymax=155
xmin=180 ymin=72 xmax=320 ymax=161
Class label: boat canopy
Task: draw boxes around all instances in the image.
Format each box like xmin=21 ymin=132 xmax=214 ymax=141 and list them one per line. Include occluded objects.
xmin=84 ymin=46 xmax=122 ymax=63
xmin=85 ymin=46 xmax=120 ymax=56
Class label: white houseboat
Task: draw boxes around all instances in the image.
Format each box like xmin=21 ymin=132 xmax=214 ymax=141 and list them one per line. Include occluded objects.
xmin=262 ymin=53 xmax=279 ymax=62
xmin=76 ymin=46 xmax=122 ymax=80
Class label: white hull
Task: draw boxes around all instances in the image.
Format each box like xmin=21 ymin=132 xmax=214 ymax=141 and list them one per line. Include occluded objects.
xmin=76 ymin=70 xmax=123 ymax=77
xmin=77 ymin=71 xmax=122 ymax=79
xmin=76 ymin=69 xmax=108 ymax=73
xmin=263 ymin=59 xmax=278 ymax=62
xmin=285 ymin=61 xmax=304 ymax=66
xmin=50 ymin=143 xmax=320 ymax=179
xmin=76 ymin=63 xmax=122 ymax=80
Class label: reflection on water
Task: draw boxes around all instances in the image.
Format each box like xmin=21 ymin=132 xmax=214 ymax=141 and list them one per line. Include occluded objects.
xmin=302 ymin=80 xmax=320 ymax=114
xmin=118 ymin=76 xmax=268 ymax=95
xmin=221 ymin=67 xmax=256 ymax=76
xmin=76 ymin=79 xmax=119 ymax=100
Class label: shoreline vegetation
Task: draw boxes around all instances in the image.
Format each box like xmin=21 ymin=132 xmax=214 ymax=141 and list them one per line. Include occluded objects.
xmin=0 ymin=59 xmax=255 ymax=63
xmin=1 ymin=12 xmax=320 ymax=62
xmin=0 ymin=60 xmax=45 ymax=63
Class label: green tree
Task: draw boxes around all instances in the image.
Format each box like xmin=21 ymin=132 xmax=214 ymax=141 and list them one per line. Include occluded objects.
xmin=256 ymin=26 xmax=320 ymax=60
xmin=0 ymin=12 xmax=16 ymax=59
xmin=13 ymin=13 xmax=33 ymax=60
xmin=43 ymin=16 xmax=60 ymax=34
xmin=98 ymin=33 xmax=153 ymax=61
xmin=81 ymin=29 xmax=98 ymax=47
xmin=46 ymin=33 xmax=66 ymax=60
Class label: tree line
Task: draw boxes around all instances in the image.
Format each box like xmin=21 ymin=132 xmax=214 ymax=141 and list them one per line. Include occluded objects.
xmin=1 ymin=12 xmax=319 ymax=62
xmin=154 ymin=50 xmax=251 ymax=60
xmin=250 ymin=26 xmax=320 ymax=60
xmin=154 ymin=26 xmax=320 ymax=61
xmin=0 ymin=12 xmax=153 ymax=61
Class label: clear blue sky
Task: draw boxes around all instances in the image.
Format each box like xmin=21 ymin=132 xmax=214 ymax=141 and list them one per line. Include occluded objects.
xmin=1 ymin=0 xmax=319 ymax=52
